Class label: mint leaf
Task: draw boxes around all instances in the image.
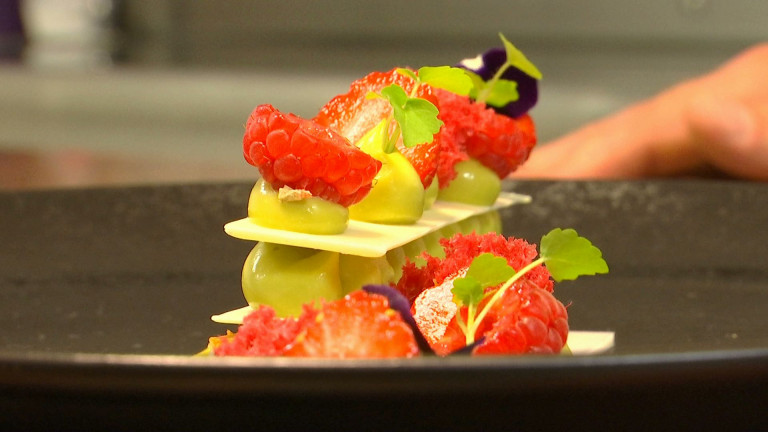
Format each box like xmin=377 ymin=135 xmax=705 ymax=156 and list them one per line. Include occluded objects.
xmin=380 ymin=84 xmax=442 ymax=148
xmin=452 ymin=276 xmax=484 ymax=307
xmin=540 ymin=228 xmax=609 ymax=282
xmin=417 ymin=66 xmax=473 ymax=96
xmin=465 ymin=252 xmax=517 ymax=288
xmin=499 ymin=33 xmax=542 ymax=80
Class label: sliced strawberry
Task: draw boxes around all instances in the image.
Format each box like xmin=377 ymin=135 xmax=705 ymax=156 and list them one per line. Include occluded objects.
xmin=285 ymin=290 xmax=420 ymax=359
xmin=315 ymin=69 xmax=441 ymax=188
xmin=243 ymin=104 xmax=382 ymax=207
xmin=396 ymin=138 xmax=441 ymax=188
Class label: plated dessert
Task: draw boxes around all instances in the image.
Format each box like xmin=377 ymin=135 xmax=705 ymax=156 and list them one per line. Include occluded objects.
xmin=203 ymin=35 xmax=609 ymax=358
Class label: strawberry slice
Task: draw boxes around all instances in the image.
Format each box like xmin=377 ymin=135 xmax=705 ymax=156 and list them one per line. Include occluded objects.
xmin=243 ymin=104 xmax=382 ymax=207
xmin=285 ymin=290 xmax=420 ymax=359
xmin=315 ymin=69 xmax=441 ymax=188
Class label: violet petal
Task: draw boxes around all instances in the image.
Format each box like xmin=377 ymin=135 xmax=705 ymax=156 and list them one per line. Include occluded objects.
xmin=363 ymin=284 xmax=434 ymax=354
xmin=457 ymin=47 xmax=539 ymax=118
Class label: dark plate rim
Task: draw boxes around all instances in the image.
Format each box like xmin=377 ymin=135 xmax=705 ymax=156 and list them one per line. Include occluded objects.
xmin=3 ymin=347 xmax=768 ymax=396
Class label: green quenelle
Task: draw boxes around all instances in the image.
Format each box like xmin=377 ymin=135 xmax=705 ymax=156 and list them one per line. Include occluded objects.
xmin=242 ymin=242 xmax=394 ymax=317
xmin=437 ymin=159 xmax=501 ymax=206
xmin=348 ymin=120 xmax=425 ymax=224
xmin=247 ymin=179 xmax=349 ymax=235
xmin=241 ymin=210 xmax=501 ymax=317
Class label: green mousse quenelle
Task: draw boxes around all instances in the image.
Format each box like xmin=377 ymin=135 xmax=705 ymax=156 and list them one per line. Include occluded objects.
xmin=247 ymin=179 xmax=349 ymax=235
xmin=239 ymin=210 xmax=503 ymax=317
xmin=437 ymin=159 xmax=502 ymax=206
xmin=242 ymin=242 xmax=342 ymax=317
xmin=242 ymin=242 xmax=396 ymax=317
xmin=349 ymin=120 xmax=426 ymax=224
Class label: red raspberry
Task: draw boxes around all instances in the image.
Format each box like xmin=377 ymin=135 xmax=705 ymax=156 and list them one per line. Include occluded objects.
xmin=315 ymin=69 xmax=442 ymax=188
xmin=243 ymin=104 xmax=382 ymax=207
xmin=429 ymin=279 xmax=568 ymax=356
xmin=396 ymin=232 xmax=562 ymax=356
xmin=285 ymin=290 xmax=420 ymax=359
xmin=433 ymin=88 xmax=537 ymax=183
xmin=472 ymin=282 xmax=569 ymax=355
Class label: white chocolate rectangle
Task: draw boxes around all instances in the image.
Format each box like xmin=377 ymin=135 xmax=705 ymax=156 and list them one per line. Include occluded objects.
xmin=223 ymin=192 xmax=531 ymax=257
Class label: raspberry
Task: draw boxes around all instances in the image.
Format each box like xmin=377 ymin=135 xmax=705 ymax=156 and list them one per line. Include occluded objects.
xmin=243 ymin=104 xmax=382 ymax=207
xmin=315 ymin=69 xmax=442 ymax=188
xmin=472 ymin=283 xmax=568 ymax=355
xmin=430 ymin=280 xmax=568 ymax=356
xmin=285 ymin=290 xmax=420 ymax=359
xmin=433 ymin=88 xmax=537 ymax=183
xmin=396 ymin=232 xmax=561 ymax=356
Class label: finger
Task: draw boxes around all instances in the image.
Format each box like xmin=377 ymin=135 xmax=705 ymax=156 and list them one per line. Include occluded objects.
xmin=687 ymin=97 xmax=768 ymax=181
xmin=512 ymin=99 xmax=696 ymax=179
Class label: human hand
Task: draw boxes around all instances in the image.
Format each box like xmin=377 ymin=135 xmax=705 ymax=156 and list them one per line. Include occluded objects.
xmin=511 ymin=43 xmax=768 ymax=181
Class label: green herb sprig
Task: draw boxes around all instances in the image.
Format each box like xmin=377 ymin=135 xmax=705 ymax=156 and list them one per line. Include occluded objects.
xmin=451 ymin=228 xmax=609 ymax=345
xmin=367 ymin=65 xmax=473 ymax=152
xmin=470 ymin=33 xmax=543 ymax=107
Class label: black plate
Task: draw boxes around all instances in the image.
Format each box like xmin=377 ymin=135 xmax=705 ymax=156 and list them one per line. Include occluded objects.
xmin=2 ymin=180 xmax=767 ymax=431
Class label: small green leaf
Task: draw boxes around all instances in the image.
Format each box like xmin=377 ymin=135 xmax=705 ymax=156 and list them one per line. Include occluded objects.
xmin=483 ymin=78 xmax=519 ymax=107
xmin=417 ymin=66 xmax=474 ymax=96
xmin=381 ymin=84 xmax=442 ymax=148
xmin=499 ymin=33 xmax=542 ymax=80
xmin=464 ymin=70 xmax=487 ymax=100
xmin=396 ymin=67 xmax=418 ymax=81
xmin=452 ymin=276 xmax=484 ymax=308
xmin=540 ymin=228 xmax=609 ymax=282
xmin=465 ymin=252 xmax=517 ymax=288
xmin=380 ymin=84 xmax=408 ymax=108
xmin=398 ymin=99 xmax=442 ymax=148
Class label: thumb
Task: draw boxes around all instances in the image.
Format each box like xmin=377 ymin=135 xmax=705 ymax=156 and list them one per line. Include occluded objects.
xmin=687 ymin=97 xmax=768 ymax=181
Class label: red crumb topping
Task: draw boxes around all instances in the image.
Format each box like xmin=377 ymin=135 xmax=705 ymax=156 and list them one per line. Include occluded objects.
xmin=213 ymin=305 xmax=316 ymax=357
xmin=396 ymin=232 xmax=554 ymax=303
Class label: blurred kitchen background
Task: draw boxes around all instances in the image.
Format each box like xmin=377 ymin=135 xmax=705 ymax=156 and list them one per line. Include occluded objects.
xmin=0 ymin=0 xmax=765 ymax=189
